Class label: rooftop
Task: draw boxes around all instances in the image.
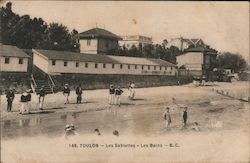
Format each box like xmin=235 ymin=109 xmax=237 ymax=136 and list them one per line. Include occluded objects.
xmin=77 ymin=28 xmax=122 ymax=40
xmin=0 ymin=44 xmax=30 ymax=58
xmin=184 ymin=46 xmax=217 ymax=53
xmin=33 ymin=49 xmax=120 ymax=64
xmin=33 ymin=49 xmax=176 ymax=67
xmin=176 ymin=46 xmax=218 ymax=56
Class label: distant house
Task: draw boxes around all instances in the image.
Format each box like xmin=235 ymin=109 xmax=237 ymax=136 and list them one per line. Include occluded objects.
xmin=166 ymin=37 xmax=206 ymax=51
xmin=0 ymin=44 xmax=30 ymax=73
xmin=119 ymin=35 xmax=153 ymax=49
xmin=176 ymin=46 xmax=217 ymax=77
xmin=32 ymin=49 xmax=176 ymax=76
xmin=77 ymin=28 xmax=122 ymax=54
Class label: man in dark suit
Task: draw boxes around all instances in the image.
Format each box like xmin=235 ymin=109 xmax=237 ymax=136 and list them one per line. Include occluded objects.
xmin=75 ymin=84 xmax=83 ymax=104
xmin=6 ymin=88 xmax=15 ymax=112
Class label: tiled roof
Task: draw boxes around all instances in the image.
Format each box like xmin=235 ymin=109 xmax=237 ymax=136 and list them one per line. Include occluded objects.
xmin=148 ymin=58 xmax=176 ymax=67
xmin=33 ymin=49 xmax=176 ymax=66
xmin=184 ymin=46 xmax=216 ymax=53
xmin=108 ymin=55 xmax=157 ymax=65
xmin=33 ymin=49 xmax=120 ymax=64
xmin=77 ymin=28 xmax=122 ymax=40
xmin=0 ymin=44 xmax=30 ymax=58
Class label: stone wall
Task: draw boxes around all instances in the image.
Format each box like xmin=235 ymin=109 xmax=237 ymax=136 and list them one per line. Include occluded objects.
xmin=51 ymin=73 xmax=192 ymax=92
xmin=0 ymin=72 xmax=31 ymax=95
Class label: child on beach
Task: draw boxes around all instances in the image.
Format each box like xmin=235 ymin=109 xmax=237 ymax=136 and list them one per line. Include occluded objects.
xmin=163 ymin=107 xmax=172 ymax=129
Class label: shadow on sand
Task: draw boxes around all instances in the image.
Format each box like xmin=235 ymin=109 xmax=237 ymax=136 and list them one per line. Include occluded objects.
xmin=68 ymin=101 xmax=97 ymax=104
xmin=120 ymin=103 xmax=135 ymax=106
xmin=27 ymin=110 xmax=55 ymax=115
xmin=130 ymin=98 xmax=146 ymax=101
xmin=44 ymin=106 xmax=66 ymax=110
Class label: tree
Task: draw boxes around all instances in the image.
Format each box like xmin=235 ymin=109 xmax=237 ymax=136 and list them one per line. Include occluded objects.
xmin=69 ymin=29 xmax=79 ymax=52
xmin=1 ymin=2 xmax=78 ymax=52
xmin=216 ymin=52 xmax=247 ymax=72
xmin=127 ymin=45 xmax=141 ymax=57
xmin=142 ymin=44 xmax=153 ymax=58
xmin=40 ymin=23 xmax=72 ymax=51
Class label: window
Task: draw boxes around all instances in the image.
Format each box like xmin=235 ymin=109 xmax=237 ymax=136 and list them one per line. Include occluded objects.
xmin=76 ymin=62 xmax=79 ymax=67
xmin=160 ymin=66 xmax=162 ymax=70
xmin=128 ymin=65 xmax=130 ymax=69
xmin=165 ymin=66 xmax=167 ymax=70
xmin=112 ymin=64 xmax=115 ymax=69
xmin=142 ymin=65 xmax=144 ymax=70
xmin=4 ymin=57 xmax=9 ymax=64
xmin=154 ymin=66 xmax=156 ymax=70
xmin=52 ymin=60 xmax=56 ymax=66
xmin=85 ymin=63 xmax=88 ymax=68
xmin=135 ymin=65 xmax=137 ymax=69
xmin=18 ymin=58 xmax=23 ymax=64
xmin=95 ymin=63 xmax=98 ymax=68
xmin=64 ymin=61 xmax=68 ymax=67
xmin=171 ymin=67 xmax=173 ymax=70
xmin=87 ymin=39 xmax=91 ymax=46
xmin=120 ymin=64 xmax=123 ymax=69
xmin=103 ymin=63 xmax=106 ymax=68
xmin=148 ymin=65 xmax=150 ymax=70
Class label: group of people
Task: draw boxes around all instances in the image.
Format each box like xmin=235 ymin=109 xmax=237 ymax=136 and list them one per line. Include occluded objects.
xmin=163 ymin=106 xmax=189 ymax=129
xmin=163 ymin=106 xmax=199 ymax=131
xmin=193 ymin=75 xmax=206 ymax=86
xmin=5 ymin=86 xmax=47 ymax=114
xmin=108 ymin=82 xmax=136 ymax=106
xmin=64 ymin=124 xmax=120 ymax=139
xmin=5 ymin=82 xmax=136 ymax=114
xmin=109 ymin=84 xmax=124 ymax=106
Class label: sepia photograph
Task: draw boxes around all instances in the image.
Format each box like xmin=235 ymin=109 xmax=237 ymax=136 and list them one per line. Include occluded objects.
xmin=0 ymin=1 xmax=249 ymax=162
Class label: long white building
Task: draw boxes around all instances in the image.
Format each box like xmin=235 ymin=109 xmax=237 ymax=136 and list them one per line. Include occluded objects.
xmin=33 ymin=49 xmax=176 ymax=76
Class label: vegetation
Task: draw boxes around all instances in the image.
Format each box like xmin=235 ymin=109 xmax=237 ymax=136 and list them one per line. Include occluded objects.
xmin=1 ymin=2 xmax=179 ymax=63
xmin=216 ymin=52 xmax=248 ymax=72
xmin=108 ymin=44 xmax=180 ymax=64
xmin=0 ymin=2 xmax=79 ymax=52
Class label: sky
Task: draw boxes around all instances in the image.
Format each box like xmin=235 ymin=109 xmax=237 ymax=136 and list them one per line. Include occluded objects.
xmin=1 ymin=1 xmax=249 ymax=62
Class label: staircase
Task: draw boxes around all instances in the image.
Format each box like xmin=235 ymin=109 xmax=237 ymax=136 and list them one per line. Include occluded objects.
xmin=34 ymin=79 xmax=53 ymax=94
xmin=31 ymin=65 xmax=55 ymax=94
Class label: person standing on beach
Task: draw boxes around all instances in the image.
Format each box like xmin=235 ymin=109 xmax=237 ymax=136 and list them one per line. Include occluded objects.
xmin=163 ymin=107 xmax=172 ymax=129
xmin=6 ymin=88 xmax=15 ymax=112
xmin=115 ymin=86 xmax=123 ymax=107
xmin=20 ymin=91 xmax=28 ymax=114
xmin=38 ymin=86 xmax=46 ymax=110
xmin=109 ymin=84 xmax=115 ymax=105
xmin=26 ymin=89 xmax=32 ymax=113
xmin=128 ymin=82 xmax=135 ymax=100
xmin=75 ymin=84 xmax=83 ymax=104
xmin=182 ymin=107 xmax=188 ymax=128
xmin=63 ymin=84 xmax=70 ymax=104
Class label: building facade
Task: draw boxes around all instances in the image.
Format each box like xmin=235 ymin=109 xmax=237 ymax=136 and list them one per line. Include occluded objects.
xmin=176 ymin=47 xmax=217 ymax=77
xmin=77 ymin=28 xmax=122 ymax=54
xmin=119 ymin=35 xmax=153 ymax=49
xmin=33 ymin=49 xmax=176 ymax=76
xmin=0 ymin=44 xmax=30 ymax=72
